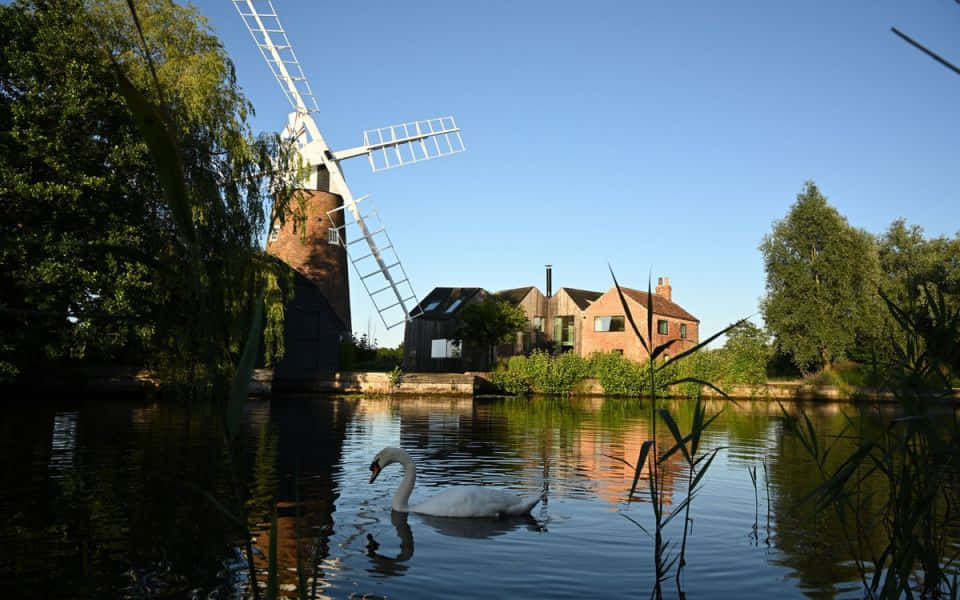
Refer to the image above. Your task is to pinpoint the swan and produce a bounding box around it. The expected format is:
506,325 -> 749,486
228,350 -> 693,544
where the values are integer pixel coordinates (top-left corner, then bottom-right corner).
368,447 -> 544,518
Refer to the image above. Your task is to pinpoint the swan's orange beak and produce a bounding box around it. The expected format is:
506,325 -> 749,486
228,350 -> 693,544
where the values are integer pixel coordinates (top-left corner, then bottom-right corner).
369,459 -> 381,484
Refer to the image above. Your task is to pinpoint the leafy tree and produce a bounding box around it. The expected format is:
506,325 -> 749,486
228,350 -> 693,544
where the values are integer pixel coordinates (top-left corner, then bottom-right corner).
760,182 -> 882,372
456,297 -> 529,367
719,321 -> 772,384
0,0 -> 300,384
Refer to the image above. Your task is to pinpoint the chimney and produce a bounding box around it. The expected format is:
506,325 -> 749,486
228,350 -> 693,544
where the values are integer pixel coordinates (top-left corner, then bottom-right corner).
545,264 -> 552,298
655,276 -> 672,301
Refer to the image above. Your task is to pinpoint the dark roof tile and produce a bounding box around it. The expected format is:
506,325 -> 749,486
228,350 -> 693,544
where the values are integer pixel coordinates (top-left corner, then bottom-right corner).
560,287 -> 603,311
411,287 -> 485,318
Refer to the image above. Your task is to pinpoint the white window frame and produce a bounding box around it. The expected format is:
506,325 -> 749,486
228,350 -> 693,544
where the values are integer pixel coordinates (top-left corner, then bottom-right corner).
430,338 -> 461,359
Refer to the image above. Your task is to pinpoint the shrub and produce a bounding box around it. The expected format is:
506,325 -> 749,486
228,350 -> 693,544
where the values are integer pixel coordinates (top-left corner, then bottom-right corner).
489,350 -> 591,395
590,352 -> 645,396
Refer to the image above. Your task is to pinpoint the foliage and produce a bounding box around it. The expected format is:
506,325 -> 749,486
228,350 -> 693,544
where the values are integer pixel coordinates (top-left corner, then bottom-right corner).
760,182 -> 883,373
490,350 -> 591,395
718,321 -> 771,385
490,333 -> 770,398
0,0 -> 300,384
388,365 -> 403,387
338,333 -> 402,372
456,297 -> 529,365
875,219 -> 960,371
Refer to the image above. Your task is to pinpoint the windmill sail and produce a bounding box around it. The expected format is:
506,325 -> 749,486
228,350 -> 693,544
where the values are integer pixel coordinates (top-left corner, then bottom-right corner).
327,197 -> 419,330
232,0 -> 465,330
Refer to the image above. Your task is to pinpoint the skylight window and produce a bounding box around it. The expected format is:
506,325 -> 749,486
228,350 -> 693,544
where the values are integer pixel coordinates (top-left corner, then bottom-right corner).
445,299 -> 463,313
424,301 -> 441,311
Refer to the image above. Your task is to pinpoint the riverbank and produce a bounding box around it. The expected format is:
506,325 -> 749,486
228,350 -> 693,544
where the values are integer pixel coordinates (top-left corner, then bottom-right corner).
14,367 -> 958,402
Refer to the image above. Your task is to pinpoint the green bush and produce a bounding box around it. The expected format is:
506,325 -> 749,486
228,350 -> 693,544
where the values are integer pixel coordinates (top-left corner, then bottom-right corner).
589,352 -> 645,396
488,369 -> 532,395
490,350 -> 591,395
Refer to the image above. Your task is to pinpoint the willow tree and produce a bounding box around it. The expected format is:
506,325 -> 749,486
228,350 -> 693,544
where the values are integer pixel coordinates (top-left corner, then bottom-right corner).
0,0 -> 302,385
760,182 -> 882,373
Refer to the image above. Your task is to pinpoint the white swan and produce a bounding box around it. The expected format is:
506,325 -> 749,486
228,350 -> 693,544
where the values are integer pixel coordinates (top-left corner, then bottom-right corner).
368,447 -> 544,518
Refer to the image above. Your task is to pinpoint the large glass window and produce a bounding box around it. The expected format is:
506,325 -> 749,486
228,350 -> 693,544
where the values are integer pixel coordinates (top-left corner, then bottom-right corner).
594,316 -> 625,332
658,320 -> 668,335
430,339 -> 461,359
532,316 -> 545,332
554,316 -> 575,347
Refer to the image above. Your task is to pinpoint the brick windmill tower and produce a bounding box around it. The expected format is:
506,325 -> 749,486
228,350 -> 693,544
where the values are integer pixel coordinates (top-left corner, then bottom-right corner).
233,0 -> 466,332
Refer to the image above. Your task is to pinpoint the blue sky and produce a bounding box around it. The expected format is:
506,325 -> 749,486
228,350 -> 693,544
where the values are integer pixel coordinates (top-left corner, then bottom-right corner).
199,1 -> 960,347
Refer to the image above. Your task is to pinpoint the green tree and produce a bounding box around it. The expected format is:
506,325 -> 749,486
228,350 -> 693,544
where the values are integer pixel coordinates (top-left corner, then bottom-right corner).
0,0 -> 299,384
719,321 -> 772,385
456,297 -> 529,367
760,182 -> 882,372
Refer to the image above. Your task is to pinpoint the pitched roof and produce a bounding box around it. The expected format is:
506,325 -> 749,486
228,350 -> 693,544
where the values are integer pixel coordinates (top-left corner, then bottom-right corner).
620,288 -> 699,322
410,287 -> 485,318
559,287 -> 603,311
495,286 -> 536,305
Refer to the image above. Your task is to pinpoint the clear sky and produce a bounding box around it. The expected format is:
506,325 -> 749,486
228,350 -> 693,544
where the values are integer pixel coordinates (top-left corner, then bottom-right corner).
199,0 -> 960,347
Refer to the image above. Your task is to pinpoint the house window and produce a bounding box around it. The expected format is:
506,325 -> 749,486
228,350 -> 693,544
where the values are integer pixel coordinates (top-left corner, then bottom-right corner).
423,301 -> 441,312
594,316 -> 625,332
430,339 -> 461,359
268,224 -> 281,243
680,323 -> 687,339
445,299 -> 463,313
612,349 -> 623,355
327,227 -> 339,245
532,316 -> 545,332
658,320 -> 668,335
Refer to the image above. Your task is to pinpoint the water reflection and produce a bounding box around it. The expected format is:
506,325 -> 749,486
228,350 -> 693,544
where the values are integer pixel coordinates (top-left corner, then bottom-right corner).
3,394 -> 949,598
364,509 -> 544,578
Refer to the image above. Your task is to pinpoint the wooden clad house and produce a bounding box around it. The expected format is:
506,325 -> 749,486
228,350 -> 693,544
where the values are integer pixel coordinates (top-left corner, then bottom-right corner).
495,284 -> 602,357
401,287 -> 491,372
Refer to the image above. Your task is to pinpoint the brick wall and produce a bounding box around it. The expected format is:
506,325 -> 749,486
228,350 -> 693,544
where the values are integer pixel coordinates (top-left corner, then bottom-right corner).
581,288 -> 699,362
266,189 -> 351,331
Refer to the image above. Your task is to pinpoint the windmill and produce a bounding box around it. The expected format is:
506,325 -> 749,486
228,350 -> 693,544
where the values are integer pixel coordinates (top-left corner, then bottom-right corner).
233,0 -> 465,331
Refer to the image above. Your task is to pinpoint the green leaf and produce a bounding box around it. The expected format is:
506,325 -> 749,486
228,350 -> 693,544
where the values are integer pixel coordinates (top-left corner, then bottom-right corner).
629,440 -> 654,500
657,408 -> 691,465
609,265 -> 649,354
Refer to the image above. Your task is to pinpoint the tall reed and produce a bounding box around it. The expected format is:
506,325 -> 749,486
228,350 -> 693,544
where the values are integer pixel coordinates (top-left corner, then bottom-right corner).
608,267 -> 745,597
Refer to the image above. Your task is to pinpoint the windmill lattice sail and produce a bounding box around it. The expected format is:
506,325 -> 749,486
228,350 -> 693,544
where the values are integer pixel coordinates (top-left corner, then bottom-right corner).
232,0 -> 465,330
327,197 -> 418,330
364,117 -> 465,172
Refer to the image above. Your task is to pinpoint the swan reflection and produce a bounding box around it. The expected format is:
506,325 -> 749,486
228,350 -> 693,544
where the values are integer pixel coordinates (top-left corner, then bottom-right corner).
365,511 -> 546,575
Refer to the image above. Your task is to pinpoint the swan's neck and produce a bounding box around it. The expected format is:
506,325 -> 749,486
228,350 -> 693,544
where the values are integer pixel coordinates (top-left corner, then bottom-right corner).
391,452 -> 416,512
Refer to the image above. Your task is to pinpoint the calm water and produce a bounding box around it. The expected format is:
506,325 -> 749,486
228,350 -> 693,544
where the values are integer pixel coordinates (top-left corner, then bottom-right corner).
0,395 -> 925,598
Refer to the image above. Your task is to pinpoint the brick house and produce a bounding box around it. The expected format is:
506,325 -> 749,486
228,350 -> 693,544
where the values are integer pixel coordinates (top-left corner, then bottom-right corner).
581,277 -> 699,362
